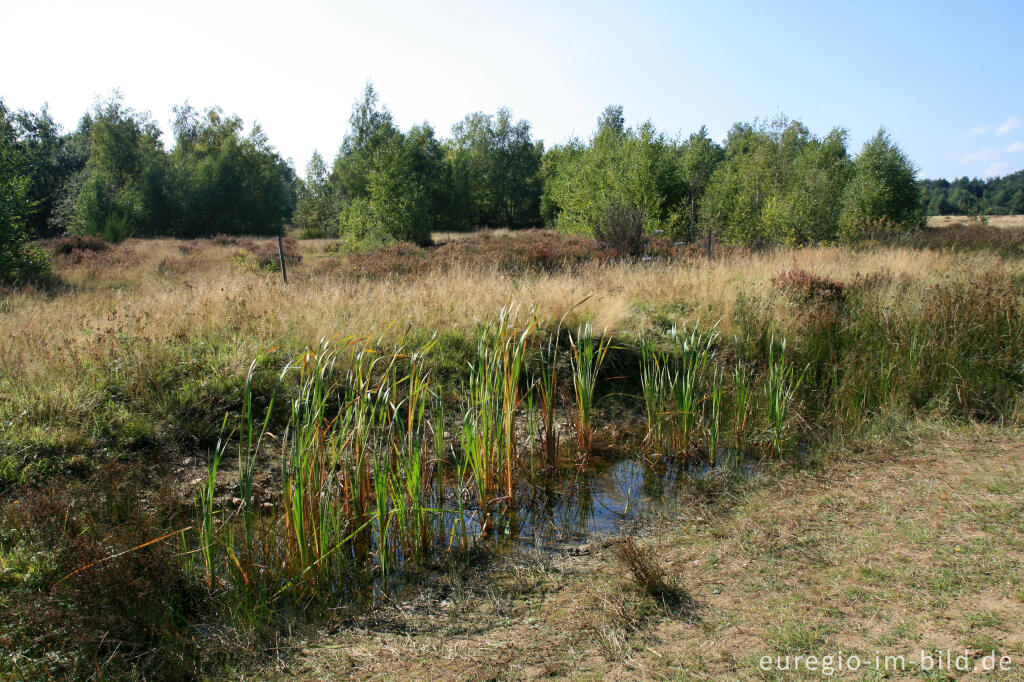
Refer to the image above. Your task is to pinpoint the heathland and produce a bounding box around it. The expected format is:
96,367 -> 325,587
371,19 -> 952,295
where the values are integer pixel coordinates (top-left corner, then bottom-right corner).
1,220 -> 1023,679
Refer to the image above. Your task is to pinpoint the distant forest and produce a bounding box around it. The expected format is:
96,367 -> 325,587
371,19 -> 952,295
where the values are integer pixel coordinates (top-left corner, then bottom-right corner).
920,172 -> 1024,216
3,83 -> 990,283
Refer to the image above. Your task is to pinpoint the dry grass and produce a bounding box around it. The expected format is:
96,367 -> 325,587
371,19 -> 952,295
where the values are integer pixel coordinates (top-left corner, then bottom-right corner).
928,214 -> 1024,229
8,236 -> 1013,371
3,236 -> 1016,457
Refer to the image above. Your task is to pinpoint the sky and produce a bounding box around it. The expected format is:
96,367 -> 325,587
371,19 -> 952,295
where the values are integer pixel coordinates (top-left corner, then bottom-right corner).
3,0 -> 1022,180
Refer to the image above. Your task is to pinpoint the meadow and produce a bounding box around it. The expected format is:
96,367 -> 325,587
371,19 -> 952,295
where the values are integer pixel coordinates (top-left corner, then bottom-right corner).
1,221 -> 1023,678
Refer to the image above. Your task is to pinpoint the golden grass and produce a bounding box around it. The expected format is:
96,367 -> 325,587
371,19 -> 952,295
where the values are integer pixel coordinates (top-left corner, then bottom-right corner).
928,214 -> 1024,229
2,238 -> 1014,398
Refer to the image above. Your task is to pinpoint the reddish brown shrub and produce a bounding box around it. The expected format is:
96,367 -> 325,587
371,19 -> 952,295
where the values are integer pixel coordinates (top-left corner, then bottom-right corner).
772,267 -> 845,305
248,237 -> 303,269
48,234 -> 111,255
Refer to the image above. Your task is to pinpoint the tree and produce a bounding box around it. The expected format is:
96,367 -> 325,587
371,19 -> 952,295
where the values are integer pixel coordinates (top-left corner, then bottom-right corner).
548,107 -> 683,237
840,129 -> 922,240
11,106 -> 88,237
165,105 -> 295,236
0,100 -> 50,284
701,117 -> 853,246
331,82 -> 399,204
366,130 -> 436,245
67,92 -> 166,240
678,125 -> 724,243
294,150 -> 335,236
448,108 -> 543,228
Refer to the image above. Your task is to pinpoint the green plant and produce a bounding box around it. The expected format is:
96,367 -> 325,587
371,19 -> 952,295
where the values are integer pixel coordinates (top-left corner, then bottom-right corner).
669,323 -> 717,453
568,322 -> 612,462
708,367 -> 724,465
536,328 -> 561,467
732,364 -> 753,448
765,336 -> 805,456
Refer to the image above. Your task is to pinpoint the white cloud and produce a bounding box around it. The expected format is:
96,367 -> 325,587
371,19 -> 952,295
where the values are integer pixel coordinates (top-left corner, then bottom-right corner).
961,149 -> 999,163
983,161 -> 1011,178
996,116 -> 1021,135
964,124 -> 991,137
1006,141 -> 1024,153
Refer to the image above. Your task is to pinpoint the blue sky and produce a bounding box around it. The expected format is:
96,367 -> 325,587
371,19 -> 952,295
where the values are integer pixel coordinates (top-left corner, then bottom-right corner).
3,0 -> 1022,179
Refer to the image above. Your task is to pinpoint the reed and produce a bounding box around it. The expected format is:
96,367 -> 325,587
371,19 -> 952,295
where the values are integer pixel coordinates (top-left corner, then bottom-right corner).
639,336 -> 670,455
765,337 -> 804,457
731,363 -> 752,448
197,335 -> 451,613
535,331 -> 561,467
707,367 -> 724,465
668,323 -> 717,453
568,322 -> 612,462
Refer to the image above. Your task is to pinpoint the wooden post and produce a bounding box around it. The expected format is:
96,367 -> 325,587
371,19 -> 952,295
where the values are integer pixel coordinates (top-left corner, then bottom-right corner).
706,224 -> 713,262
277,235 -> 288,285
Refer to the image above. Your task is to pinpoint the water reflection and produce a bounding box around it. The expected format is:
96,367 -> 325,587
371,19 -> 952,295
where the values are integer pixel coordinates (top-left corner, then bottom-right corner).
486,446 -> 759,550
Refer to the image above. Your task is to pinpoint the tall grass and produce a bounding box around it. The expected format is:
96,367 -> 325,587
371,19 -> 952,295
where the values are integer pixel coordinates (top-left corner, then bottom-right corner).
535,331 -> 561,467
638,324 -> 721,459
568,322 -> 612,462
198,335 -> 447,613
765,337 -> 804,456
669,324 -> 717,452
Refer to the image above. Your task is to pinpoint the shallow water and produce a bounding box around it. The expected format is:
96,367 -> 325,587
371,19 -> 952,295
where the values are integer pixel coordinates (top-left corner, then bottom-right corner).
473,446 -> 761,551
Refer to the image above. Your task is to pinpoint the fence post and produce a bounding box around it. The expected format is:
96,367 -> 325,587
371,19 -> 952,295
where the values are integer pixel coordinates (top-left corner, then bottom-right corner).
277,235 -> 288,285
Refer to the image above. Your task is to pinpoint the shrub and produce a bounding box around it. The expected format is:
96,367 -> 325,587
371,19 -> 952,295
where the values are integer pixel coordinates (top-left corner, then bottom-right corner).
1,469 -> 205,678
49,234 -> 111,255
614,537 -> 682,601
594,200 -> 647,257
248,237 -> 302,269
772,267 -> 845,305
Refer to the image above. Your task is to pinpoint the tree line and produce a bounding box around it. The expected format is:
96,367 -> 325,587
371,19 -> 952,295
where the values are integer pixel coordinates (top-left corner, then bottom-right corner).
921,172 -> 1024,216
295,87 -> 925,248
2,84 -> 932,284
1,93 -> 296,244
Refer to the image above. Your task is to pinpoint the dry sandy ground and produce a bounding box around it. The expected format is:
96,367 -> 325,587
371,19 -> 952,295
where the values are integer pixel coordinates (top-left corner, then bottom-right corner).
245,423 -> 1024,680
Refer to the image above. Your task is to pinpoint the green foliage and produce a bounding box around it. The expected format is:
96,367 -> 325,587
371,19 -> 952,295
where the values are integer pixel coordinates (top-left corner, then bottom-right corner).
293,150 -> 336,237
921,170 -> 1024,216
761,128 -> 854,245
548,107 -> 684,237
165,104 -> 295,237
447,107 -> 544,228
329,84 -> 443,245
840,129 -> 923,240
10,106 -> 88,237
0,100 -> 51,284
702,117 -> 842,246
677,126 -> 725,241
67,93 -> 166,239
699,118 -> 916,246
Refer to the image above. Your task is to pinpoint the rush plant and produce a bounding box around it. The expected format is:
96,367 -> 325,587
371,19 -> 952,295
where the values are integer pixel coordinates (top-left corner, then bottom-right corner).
568,322 -> 612,463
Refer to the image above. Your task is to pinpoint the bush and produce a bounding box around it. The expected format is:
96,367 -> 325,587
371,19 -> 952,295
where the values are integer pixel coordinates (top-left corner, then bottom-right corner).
49,234 -> 111,255
772,268 -> 845,305
594,201 -> 647,257
249,237 -> 302,269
